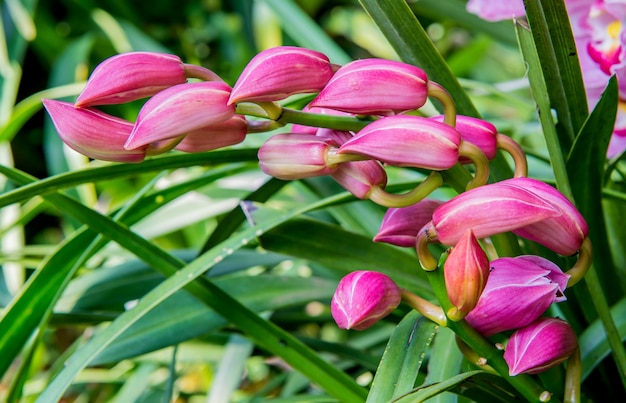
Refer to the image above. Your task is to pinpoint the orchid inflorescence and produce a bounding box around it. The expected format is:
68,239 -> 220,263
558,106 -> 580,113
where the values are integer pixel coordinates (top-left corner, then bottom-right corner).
44,46 -> 590,393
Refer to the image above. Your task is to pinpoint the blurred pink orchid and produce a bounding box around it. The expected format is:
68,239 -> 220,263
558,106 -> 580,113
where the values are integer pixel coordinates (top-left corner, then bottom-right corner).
467,0 -> 626,158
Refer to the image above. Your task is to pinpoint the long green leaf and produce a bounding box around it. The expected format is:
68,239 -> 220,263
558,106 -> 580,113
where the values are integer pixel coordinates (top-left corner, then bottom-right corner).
393,371 -> 523,403
366,311 -> 437,402
566,76 -> 626,388
523,0 -> 588,145
35,193 -> 366,402
580,297 -> 626,380
0,149 -> 259,208
0,164 -> 367,401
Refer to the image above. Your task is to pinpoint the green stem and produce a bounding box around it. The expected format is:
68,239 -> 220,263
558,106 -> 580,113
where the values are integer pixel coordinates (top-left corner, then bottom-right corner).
458,141 -> 490,190
427,81 -> 456,127
564,347 -> 582,403
566,237 -> 592,287
278,107 -> 372,132
400,288 -> 447,326
496,133 -> 528,178
427,253 -> 561,403
368,171 -> 443,208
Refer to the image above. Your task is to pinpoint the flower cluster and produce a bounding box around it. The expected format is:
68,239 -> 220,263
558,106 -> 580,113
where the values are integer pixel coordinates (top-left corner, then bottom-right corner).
44,46 -> 590,380
467,0 -> 626,158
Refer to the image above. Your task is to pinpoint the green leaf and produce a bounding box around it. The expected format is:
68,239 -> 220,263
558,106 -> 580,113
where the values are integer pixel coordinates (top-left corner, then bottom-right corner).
0,149 -> 259,209
258,216 -> 432,297
393,371 -> 523,403
423,326 -> 463,403
90,275 -> 337,364
580,297 -> 626,380
366,311 -> 437,402
523,0 -> 588,144
567,76 -> 621,297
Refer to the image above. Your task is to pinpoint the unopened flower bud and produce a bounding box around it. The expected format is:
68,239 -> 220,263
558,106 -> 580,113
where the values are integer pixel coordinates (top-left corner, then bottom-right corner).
310,58 -> 429,115
258,133 -> 338,180
229,46 -> 334,104
42,99 -> 146,163
431,114 -> 497,161
331,160 -> 387,199
75,52 -> 188,107
373,199 -> 443,247
465,256 -> 570,337
444,230 -> 490,321
331,270 -> 401,330
504,317 -> 578,376
509,178 -> 589,256
338,115 -> 461,170
125,81 -> 235,150
174,115 -> 248,152
428,179 -> 561,246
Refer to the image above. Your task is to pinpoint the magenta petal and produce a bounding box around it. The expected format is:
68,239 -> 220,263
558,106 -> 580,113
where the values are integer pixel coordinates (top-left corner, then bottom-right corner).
229,46 -> 334,104
310,58 -> 429,115
42,99 -> 145,163
374,199 -> 443,247
432,180 -> 561,246
174,115 -> 247,152
431,114 -> 498,161
331,271 -> 401,330
465,256 -> 567,337
504,318 -> 578,375
125,81 -> 235,150
75,52 -> 187,107
331,160 -> 387,199
508,178 -> 589,255
338,115 -> 461,169
258,133 -> 337,180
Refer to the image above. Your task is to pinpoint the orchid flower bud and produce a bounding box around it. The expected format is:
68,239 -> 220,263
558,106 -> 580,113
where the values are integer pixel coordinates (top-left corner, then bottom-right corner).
174,115 -> 248,153
509,178 -> 589,256
444,230 -> 490,321
464,256 -> 570,337
258,133 -> 339,180
75,52 -> 188,107
373,199 -> 443,247
504,317 -> 578,376
431,114 -> 498,161
337,115 -> 461,170
331,271 -> 401,330
331,160 -> 387,199
124,81 -> 235,150
310,58 -> 429,115
42,99 -> 146,163
228,46 -> 334,104
427,179 -> 561,246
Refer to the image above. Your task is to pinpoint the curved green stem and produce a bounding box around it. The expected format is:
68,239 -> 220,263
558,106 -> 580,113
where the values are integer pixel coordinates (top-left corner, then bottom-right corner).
400,288 -> 447,326
458,141 -> 490,190
367,171 -> 443,208
415,224 -> 439,271
496,133 -> 528,178
566,237 -> 593,287
427,81 -> 456,127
